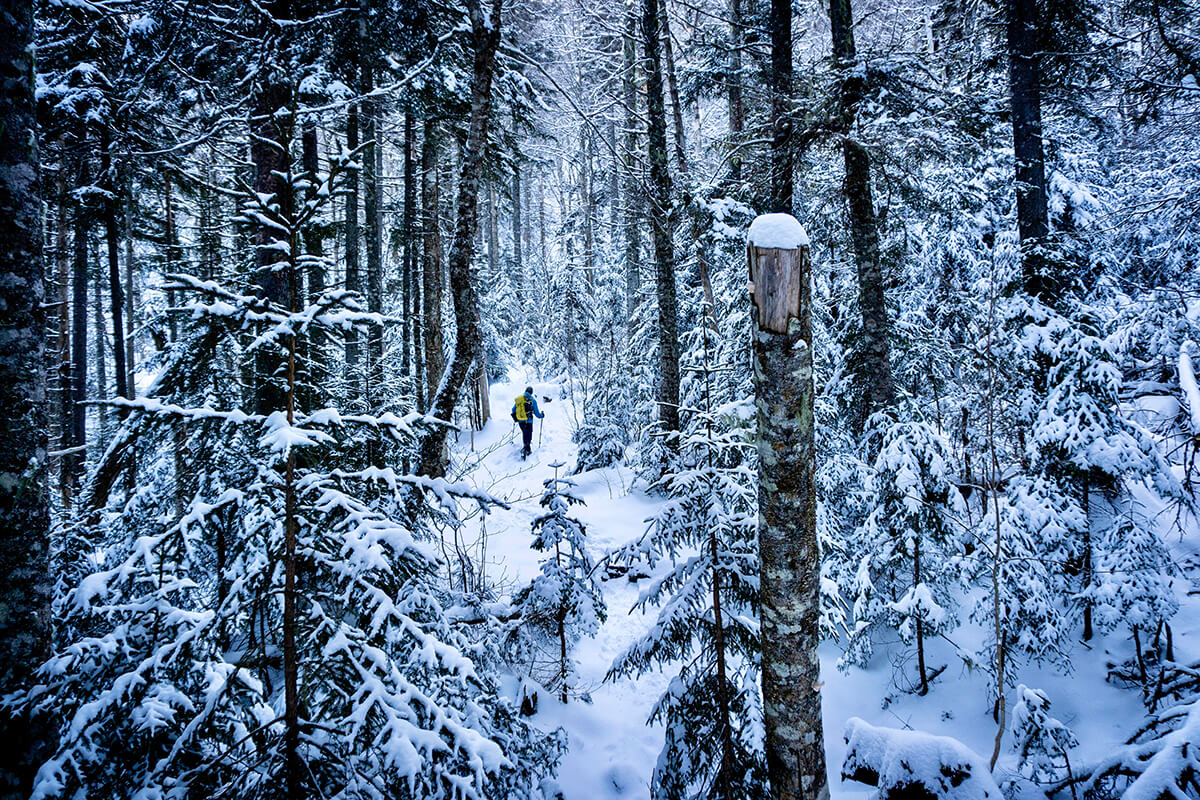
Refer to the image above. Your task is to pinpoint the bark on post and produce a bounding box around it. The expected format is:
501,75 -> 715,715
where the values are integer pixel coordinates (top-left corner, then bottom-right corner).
748,213 -> 828,800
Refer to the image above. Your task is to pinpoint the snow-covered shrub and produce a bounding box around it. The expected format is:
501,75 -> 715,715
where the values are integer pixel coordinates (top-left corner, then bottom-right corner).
841,717 -> 1003,800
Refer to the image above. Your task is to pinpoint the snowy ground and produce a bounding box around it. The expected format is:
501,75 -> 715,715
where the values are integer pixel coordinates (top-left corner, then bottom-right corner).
447,370 -> 1199,799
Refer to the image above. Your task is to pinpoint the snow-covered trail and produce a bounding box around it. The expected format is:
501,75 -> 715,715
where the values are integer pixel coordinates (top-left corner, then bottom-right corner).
449,369 -> 1154,799
449,368 -> 669,799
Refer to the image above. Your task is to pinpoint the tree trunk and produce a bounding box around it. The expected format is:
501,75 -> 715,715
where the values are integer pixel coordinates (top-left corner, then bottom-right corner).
0,1 -> 52,790
418,0 -> 504,478
1007,0 -> 1051,303
300,113 -> 326,413
749,235 -> 829,800
622,9 -> 643,323
123,170 -> 136,400
344,102 -> 362,381
404,112 -> 423,411
163,174 -> 178,343
361,3 -> 384,393
513,157 -> 523,291
70,157 -> 89,487
659,0 -> 687,178
642,0 -> 681,439
101,131 -> 129,404
55,173 -> 73,506
250,72 -> 293,416
92,246 -> 108,448
728,0 -> 745,184
768,0 -> 793,213
422,122 -> 445,408
829,0 -> 895,421
582,132 -> 595,293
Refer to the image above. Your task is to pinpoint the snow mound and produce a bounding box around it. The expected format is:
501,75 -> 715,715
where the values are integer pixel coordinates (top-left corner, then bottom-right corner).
842,717 -> 1002,800
747,213 -> 809,249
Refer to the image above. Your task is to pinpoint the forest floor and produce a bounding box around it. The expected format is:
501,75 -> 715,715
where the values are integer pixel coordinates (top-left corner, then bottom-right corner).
446,371 -> 1198,799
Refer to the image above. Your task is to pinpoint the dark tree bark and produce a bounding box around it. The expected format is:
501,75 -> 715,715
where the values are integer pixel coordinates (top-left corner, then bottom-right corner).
360,0 -> 383,392
417,0 -> 504,478
1007,0 -> 1051,302
659,0 -> 687,178
123,170 -> 136,403
70,158 -> 89,487
250,70 -> 294,415
749,240 -> 829,800
512,156 -> 523,287
728,0 -> 745,184
621,8 -> 643,321
92,246 -> 108,447
55,174 -> 73,505
100,130 -> 129,403
487,182 -> 500,277
0,0 -> 52,792
404,112 -> 423,410
422,122 -> 444,408
829,0 -> 895,420
163,174 -> 178,343
300,112 -> 326,413
344,102 -> 362,379
768,0 -> 794,213
642,0 -> 681,439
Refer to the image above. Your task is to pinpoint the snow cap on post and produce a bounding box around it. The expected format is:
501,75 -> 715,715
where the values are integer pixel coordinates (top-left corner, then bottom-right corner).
747,213 -> 810,334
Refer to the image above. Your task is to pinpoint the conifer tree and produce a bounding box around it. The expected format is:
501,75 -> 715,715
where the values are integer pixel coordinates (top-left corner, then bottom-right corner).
608,324 -> 765,800
509,463 -> 606,704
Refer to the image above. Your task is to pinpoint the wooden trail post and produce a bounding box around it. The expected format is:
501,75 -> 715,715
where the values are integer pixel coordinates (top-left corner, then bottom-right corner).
747,213 -> 829,800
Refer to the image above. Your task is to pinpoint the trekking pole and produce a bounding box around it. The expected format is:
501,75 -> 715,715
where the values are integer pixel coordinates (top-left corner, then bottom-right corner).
538,414 -> 543,449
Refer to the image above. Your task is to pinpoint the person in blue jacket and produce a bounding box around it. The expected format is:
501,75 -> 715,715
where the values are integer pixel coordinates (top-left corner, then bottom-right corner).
511,386 -> 544,459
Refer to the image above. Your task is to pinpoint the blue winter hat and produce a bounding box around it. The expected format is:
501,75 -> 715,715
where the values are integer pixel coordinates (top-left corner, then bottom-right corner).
524,386 -> 534,395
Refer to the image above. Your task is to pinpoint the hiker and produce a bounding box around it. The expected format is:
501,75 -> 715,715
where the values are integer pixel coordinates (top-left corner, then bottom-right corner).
511,386 -> 544,458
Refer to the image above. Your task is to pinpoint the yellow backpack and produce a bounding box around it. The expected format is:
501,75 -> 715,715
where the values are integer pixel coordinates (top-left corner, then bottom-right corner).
514,395 -> 531,421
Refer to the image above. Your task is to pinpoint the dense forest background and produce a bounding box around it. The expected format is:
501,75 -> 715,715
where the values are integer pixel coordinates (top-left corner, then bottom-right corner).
3,0 -> 1200,797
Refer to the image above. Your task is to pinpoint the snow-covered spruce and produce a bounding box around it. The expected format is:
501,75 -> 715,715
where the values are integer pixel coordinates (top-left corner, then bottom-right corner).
607,335 -> 765,800
840,414 -> 965,694
506,462 -> 606,704
14,159 -> 559,799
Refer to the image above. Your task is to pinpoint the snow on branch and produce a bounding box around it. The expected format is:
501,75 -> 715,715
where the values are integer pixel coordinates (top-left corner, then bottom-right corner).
1178,341 -> 1200,436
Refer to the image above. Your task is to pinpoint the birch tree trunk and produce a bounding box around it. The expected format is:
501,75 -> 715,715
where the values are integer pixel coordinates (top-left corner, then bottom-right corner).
0,0 -> 52,790
417,0 -> 504,478
749,231 -> 828,800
